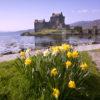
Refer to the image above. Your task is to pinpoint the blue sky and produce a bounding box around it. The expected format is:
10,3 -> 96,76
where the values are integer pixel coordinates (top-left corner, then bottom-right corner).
0,0 -> 100,31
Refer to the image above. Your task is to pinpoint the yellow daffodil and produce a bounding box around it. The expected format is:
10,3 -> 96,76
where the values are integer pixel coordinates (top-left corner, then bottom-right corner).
72,51 -> 79,58
20,51 -> 26,59
51,46 -> 59,55
61,44 -> 71,51
20,51 -> 25,57
25,58 -> 32,65
52,88 -> 60,99
80,63 -> 88,70
68,80 -> 76,88
67,51 -> 72,58
50,68 -> 58,77
65,61 -> 72,68
58,46 -> 63,51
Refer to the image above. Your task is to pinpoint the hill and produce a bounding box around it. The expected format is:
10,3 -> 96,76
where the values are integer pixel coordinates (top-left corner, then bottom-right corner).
71,19 -> 100,29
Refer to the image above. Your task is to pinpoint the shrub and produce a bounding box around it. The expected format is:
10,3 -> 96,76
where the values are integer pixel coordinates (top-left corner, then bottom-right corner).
15,44 -> 90,100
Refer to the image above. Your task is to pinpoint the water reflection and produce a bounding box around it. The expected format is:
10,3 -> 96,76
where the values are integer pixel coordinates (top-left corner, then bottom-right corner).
35,35 -> 94,48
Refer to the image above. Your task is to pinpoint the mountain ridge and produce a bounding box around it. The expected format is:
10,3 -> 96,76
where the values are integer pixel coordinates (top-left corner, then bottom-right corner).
71,19 -> 100,29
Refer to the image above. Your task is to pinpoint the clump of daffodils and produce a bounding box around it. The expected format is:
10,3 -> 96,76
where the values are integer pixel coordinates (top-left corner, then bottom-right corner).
50,46 -> 60,55
16,43 -> 90,99
61,44 -> 71,51
50,44 -> 72,56
66,51 -> 79,58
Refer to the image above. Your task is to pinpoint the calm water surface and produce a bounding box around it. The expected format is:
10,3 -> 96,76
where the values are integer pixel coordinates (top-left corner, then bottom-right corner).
0,32 -> 94,54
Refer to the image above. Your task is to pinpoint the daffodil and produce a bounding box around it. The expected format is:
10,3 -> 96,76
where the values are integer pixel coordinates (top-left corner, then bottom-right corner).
43,49 -> 50,56
65,61 -> 72,68
20,51 -> 25,56
25,58 -> 32,65
35,50 -> 42,55
50,68 -> 58,77
61,44 -> 71,51
20,51 -> 26,58
51,46 -> 59,55
26,48 -> 31,53
72,51 -> 79,58
68,80 -> 76,88
67,51 -> 72,58
80,63 -> 88,70
52,88 -> 60,99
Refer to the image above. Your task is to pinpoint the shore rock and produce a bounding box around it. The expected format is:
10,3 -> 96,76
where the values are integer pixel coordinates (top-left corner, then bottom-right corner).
21,32 -> 33,36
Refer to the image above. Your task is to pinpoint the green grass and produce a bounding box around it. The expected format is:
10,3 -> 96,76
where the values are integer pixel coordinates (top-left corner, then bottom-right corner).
80,52 -> 100,100
32,29 -> 64,35
21,29 -> 66,36
0,60 -> 30,100
0,52 -> 100,100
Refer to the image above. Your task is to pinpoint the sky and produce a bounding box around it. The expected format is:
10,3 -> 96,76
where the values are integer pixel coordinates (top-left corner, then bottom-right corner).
0,0 -> 100,31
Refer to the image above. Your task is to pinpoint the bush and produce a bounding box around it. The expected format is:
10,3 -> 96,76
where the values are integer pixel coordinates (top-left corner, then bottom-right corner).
15,44 -> 91,100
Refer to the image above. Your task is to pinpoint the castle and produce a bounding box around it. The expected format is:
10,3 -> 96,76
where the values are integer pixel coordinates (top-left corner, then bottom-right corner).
34,12 -> 65,32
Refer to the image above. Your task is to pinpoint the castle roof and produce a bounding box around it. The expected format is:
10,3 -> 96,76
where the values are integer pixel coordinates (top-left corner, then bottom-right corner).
52,12 -> 63,17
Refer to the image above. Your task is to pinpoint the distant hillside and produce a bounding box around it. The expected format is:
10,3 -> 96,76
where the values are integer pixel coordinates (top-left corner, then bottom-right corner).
17,29 -> 34,33
0,29 -> 34,35
71,19 -> 100,29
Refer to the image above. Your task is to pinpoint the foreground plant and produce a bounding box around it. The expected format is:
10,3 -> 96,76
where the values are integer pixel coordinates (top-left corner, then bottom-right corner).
15,44 -> 90,100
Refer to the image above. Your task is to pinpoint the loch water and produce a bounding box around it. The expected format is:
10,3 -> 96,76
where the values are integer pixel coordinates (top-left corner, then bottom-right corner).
0,32 -> 94,55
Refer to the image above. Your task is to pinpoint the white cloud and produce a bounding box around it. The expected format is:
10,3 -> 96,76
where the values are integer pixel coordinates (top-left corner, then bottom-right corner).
77,9 -> 89,13
92,9 -> 100,13
71,9 -> 100,14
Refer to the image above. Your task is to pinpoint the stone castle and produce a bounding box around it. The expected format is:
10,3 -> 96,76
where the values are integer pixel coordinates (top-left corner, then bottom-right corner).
34,12 -> 65,32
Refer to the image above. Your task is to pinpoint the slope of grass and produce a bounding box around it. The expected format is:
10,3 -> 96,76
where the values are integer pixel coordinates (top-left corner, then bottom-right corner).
80,52 -> 100,100
0,52 -> 100,100
0,60 -> 30,100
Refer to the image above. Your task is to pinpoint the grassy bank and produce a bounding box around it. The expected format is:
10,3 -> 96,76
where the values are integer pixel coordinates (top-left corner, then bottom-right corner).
34,29 -> 64,34
0,60 -> 30,100
80,52 -> 100,99
0,52 -> 100,100
21,29 -> 65,36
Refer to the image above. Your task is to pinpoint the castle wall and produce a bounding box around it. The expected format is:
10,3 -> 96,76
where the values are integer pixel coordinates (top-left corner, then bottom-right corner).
34,20 -> 45,32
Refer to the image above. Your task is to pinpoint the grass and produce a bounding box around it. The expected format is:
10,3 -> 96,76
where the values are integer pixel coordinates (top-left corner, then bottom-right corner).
80,52 -> 100,100
21,29 -> 64,36
0,52 -> 100,100
32,29 -> 64,35
0,60 -> 30,100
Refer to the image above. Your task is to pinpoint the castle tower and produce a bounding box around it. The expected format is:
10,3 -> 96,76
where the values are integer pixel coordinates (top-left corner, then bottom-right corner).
50,12 -> 65,29
34,19 -> 45,32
